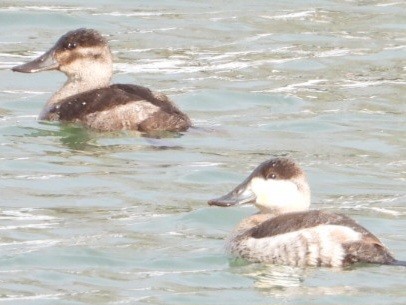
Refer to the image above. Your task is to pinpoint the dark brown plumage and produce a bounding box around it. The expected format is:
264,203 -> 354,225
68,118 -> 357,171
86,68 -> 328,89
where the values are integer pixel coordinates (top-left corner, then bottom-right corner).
12,28 -> 192,133
245,210 -> 395,266
56,28 -> 106,50
43,84 -> 191,132
249,210 -> 377,241
251,158 -> 303,180
208,158 -> 402,267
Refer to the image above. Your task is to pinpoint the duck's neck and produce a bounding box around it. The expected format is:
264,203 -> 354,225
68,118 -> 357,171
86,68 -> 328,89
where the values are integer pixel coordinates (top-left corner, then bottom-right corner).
41,58 -> 113,118
234,213 -> 276,235
49,71 -> 111,105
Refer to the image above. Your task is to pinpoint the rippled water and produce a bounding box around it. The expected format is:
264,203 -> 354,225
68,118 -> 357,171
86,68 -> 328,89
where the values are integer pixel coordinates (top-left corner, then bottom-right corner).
0,1 -> 405,304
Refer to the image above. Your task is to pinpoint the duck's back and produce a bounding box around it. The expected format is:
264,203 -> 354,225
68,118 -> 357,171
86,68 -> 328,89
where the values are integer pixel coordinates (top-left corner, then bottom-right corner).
230,210 -> 394,267
41,84 -> 191,132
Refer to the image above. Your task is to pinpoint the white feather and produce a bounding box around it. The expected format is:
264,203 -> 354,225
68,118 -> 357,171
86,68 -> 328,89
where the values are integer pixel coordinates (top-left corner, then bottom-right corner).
236,225 -> 362,267
250,178 -> 308,213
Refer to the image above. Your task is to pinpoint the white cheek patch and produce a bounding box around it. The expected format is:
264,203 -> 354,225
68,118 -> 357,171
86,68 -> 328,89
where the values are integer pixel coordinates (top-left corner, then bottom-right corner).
77,46 -> 104,57
250,177 -> 304,212
62,47 -> 111,76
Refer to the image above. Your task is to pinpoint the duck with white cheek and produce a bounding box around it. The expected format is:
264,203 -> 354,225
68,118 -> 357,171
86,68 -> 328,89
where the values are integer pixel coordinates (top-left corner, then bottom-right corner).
209,158 -> 404,268
12,28 -> 191,132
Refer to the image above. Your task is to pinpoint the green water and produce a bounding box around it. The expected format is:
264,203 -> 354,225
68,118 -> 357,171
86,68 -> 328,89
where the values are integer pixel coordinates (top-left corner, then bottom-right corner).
0,1 -> 405,304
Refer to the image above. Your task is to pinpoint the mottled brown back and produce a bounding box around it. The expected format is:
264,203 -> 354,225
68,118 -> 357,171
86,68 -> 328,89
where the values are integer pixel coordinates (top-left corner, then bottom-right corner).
43,84 -> 191,132
248,210 -> 381,244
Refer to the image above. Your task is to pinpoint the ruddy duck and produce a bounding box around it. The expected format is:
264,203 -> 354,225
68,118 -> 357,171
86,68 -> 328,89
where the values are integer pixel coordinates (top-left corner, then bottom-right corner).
12,28 -> 191,132
209,158 -> 403,267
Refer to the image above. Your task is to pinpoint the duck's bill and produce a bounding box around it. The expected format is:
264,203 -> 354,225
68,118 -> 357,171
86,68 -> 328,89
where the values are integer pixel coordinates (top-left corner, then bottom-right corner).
208,186 -> 256,207
12,49 -> 58,73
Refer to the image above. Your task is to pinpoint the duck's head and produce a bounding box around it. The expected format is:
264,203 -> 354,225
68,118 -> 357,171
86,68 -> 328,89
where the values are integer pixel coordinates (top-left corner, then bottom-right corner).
208,158 -> 311,214
12,28 -> 113,80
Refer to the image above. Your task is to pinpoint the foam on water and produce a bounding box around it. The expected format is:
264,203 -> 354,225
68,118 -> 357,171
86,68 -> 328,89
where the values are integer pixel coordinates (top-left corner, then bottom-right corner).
261,10 -> 316,20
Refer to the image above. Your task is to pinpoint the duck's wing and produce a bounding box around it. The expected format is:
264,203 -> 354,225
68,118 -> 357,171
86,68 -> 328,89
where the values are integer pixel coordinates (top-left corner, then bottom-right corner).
45,85 -> 141,121
114,84 -> 192,132
44,84 -> 191,132
113,84 -> 187,116
249,210 -> 379,242
238,210 -> 394,266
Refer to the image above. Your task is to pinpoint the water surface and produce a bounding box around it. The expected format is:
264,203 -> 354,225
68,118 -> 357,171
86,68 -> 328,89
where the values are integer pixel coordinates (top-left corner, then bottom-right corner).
0,1 -> 405,304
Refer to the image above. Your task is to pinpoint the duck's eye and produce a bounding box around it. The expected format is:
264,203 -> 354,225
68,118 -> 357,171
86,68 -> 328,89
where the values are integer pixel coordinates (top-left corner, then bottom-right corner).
66,42 -> 77,50
267,173 -> 277,179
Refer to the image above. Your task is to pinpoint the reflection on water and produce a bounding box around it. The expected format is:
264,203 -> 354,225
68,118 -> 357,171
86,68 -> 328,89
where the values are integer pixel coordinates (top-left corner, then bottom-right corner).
232,263 -> 305,289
